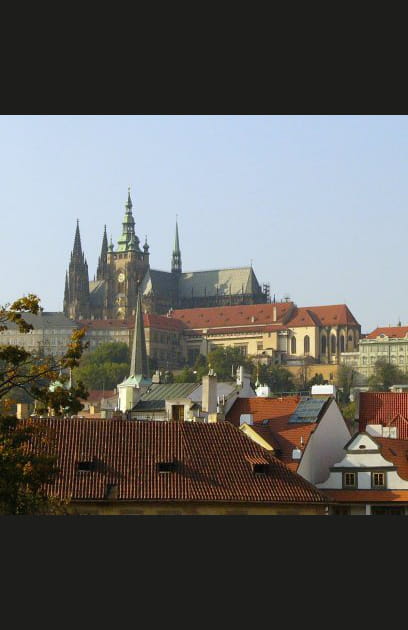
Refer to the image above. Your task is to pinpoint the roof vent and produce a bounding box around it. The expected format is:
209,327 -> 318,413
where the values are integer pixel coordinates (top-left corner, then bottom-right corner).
292,448 -> 302,460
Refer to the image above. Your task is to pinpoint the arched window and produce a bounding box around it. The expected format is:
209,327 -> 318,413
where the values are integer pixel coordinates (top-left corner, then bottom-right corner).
291,336 -> 297,354
331,334 -> 336,353
321,335 -> 327,354
304,335 -> 310,354
340,335 -> 345,352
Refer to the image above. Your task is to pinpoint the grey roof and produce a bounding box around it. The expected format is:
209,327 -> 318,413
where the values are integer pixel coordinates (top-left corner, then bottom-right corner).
178,267 -> 262,298
2,312 -> 76,331
89,280 -> 106,307
289,397 -> 330,424
132,382 -> 199,411
141,269 -> 178,298
189,382 -> 237,403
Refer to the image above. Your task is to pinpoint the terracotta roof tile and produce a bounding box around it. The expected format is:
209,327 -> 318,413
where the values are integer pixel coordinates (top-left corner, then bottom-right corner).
359,392 -> 408,438
23,417 -> 326,504
366,326 -> 408,339
324,489 -> 408,503
225,396 -> 319,471
170,303 -> 294,330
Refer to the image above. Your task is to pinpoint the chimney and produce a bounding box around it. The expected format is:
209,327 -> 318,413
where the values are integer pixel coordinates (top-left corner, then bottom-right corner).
273,305 -> 277,321
202,372 -> 217,414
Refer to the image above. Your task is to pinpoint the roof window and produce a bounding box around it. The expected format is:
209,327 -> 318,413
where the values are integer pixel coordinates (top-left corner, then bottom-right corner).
253,463 -> 269,474
77,459 -> 96,472
158,461 -> 177,473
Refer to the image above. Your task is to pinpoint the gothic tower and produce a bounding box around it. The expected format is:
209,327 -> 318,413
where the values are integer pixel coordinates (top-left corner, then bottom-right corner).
103,188 -> 150,319
171,219 -> 182,274
63,220 -> 90,319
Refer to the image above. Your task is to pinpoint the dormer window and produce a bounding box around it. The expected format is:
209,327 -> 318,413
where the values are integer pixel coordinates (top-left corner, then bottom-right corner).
253,463 -> 269,475
77,459 -> 96,472
358,445 -> 366,449
158,461 -> 177,473
343,472 -> 357,488
372,472 -> 386,489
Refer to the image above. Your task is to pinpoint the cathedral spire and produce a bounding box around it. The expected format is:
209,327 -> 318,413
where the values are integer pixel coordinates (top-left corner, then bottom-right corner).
171,218 -> 182,273
96,224 -> 108,280
73,219 -> 83,258
126,186 -> 133,211
63,221 -> 90,319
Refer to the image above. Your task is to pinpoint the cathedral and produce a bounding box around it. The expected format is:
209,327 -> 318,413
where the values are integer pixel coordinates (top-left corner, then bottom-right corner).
63,189 -> 269,320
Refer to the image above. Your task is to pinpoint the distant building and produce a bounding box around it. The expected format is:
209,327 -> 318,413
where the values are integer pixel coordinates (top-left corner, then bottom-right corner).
63,189 -> 268,320
0,311 -> 76,358
169,302 -> 360,367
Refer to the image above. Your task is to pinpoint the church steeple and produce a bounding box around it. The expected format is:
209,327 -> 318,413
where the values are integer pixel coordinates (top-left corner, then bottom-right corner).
96,224 -> 108,280
129,289 -> 149,380
117,186 -> 139,252
63,220 -> 90,319
171,218 -> 182,273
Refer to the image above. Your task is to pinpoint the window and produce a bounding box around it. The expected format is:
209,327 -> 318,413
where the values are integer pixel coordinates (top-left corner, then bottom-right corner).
257,342 -> 263,352
331,334 -> 337,353
291,336 -> 296,354
343,472 -> 356,488
340,335 -> 345,352
158,461 -> 177,473
321,335 -> 327,354
235,345 -> 248,357
77,459 -> 96,472
253,463 -> 269,474
304,335 -> 310,354
372,472 -> 386,489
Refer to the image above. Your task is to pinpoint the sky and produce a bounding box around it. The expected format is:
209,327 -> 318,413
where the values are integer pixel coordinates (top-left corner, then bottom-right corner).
0,114 -> 407,334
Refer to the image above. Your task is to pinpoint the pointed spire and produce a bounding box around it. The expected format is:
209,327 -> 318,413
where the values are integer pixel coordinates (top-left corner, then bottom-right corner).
126,186 -> 133,211
171,217 -> 182,273
73,219 -> 83,257
129,289 -> 149,379
143,234 -> 149,252
97,225 -> 109,280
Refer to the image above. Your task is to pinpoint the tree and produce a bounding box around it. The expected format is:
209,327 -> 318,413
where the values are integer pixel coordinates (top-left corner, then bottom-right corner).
174,367 -> 197,383
367,359 -> 408,391
198,346 -> 254,381
336,364 -> 356,404
0,294 -> 88,513
0,294 -> 88,415
0,415 -> 66,514
73,341 -> 130,390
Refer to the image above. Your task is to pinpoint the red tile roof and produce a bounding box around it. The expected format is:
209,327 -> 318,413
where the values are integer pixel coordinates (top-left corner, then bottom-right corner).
359,392 -> 408,438
78,315 -> 185,332
286,304 -> 360,327
323,489 -> 408,503
225,396 -> 319,472
373,437 -> 408,481
170,303 -> 295,330
366,326 -> 408,339
23,417 -> 326,504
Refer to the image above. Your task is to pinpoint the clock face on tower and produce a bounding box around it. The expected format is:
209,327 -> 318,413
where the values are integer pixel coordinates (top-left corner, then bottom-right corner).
118,272 -> 125,283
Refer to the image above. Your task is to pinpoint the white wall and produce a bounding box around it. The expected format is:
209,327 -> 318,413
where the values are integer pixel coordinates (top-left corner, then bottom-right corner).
297,398 -> 351,484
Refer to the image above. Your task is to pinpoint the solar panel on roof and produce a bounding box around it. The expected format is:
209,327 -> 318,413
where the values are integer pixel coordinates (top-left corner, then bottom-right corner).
289,398 -> 327,423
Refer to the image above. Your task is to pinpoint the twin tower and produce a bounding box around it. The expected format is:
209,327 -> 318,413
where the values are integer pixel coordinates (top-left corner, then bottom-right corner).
63,189 -> 182,320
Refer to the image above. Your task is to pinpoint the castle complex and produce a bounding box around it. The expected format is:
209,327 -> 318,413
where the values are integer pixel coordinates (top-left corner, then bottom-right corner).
63,189 -> 269,320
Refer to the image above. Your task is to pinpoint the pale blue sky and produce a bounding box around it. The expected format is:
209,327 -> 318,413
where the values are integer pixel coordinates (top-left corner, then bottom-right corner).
0,115 -> 407,333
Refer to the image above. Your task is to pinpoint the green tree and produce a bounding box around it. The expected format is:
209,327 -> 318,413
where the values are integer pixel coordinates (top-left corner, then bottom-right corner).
367,359 -> 408,391
254,363 -> 296,394
73,341 -> 130,390
198,346 -> 254,381
0,294 -> 88,415
174,367 -> 198,383
336,364 -> 356,404
0,294 -> 88,513
0,415 -> 66,514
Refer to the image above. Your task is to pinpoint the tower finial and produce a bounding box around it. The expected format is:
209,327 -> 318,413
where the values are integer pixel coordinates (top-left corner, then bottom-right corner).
126,186 -> 132,211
